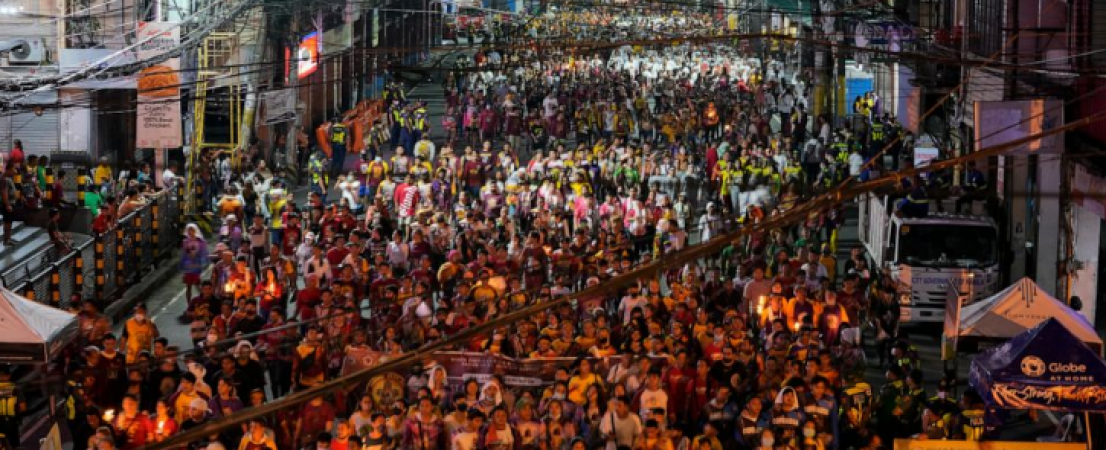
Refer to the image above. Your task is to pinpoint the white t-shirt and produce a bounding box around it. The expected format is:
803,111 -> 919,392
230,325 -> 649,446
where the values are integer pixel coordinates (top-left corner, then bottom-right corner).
848,152 -> 865,176
639,388 -> 669,420
543,97 -> 559,118
599,412 -> 642,448
452,430 -> 482,450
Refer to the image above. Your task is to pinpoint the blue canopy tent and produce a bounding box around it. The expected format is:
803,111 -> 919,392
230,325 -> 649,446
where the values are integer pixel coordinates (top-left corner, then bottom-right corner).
970,318 -> 1106,412
970,318 -> 1106,445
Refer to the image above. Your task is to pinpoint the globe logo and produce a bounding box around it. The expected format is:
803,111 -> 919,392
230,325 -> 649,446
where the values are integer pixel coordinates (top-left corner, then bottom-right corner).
1021,356 -> 1046,377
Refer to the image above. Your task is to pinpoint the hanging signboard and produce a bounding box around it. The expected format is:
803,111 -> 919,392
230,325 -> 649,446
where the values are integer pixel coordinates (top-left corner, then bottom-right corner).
297,32 -> 320,79
260,90 -> 297,125
135,21 -> 182,148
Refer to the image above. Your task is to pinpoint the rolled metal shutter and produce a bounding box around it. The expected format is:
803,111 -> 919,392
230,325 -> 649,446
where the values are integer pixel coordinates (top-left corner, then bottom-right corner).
0,90 -> 60,156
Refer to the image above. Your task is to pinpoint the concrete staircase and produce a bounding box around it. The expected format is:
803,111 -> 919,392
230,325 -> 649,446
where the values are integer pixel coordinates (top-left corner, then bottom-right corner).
0,221 -> 92,291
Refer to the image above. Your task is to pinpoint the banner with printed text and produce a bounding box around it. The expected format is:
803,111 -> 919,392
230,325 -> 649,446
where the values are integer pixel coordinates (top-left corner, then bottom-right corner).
135,21 -> 183,148
404,351 -> 669,397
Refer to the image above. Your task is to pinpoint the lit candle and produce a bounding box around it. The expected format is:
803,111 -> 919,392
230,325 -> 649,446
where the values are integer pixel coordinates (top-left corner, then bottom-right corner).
157,420 -> 165,434
756,296 -> 765,315
103,409 -> 115,423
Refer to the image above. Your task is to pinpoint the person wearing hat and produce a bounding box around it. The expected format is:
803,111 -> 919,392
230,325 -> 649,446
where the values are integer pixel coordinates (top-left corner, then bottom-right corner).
179,396 -> 211,431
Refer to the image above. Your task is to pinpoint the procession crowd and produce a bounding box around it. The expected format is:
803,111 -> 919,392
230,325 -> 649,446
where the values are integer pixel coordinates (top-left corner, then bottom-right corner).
46,12 -> 998,450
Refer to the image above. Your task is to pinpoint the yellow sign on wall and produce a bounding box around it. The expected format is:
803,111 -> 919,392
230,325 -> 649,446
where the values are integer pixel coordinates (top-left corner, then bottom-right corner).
894,439 -> 1086,450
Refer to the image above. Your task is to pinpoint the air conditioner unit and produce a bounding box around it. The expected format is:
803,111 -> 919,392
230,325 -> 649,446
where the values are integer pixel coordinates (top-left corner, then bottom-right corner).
8,39 -> 46,64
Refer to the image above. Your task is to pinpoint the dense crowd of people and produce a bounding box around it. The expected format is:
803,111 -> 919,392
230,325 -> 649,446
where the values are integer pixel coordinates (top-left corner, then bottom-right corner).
31,10 -> 1011,450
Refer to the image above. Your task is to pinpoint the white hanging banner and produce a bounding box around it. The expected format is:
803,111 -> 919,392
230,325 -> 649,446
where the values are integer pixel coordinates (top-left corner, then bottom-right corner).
135,21 -> 183,148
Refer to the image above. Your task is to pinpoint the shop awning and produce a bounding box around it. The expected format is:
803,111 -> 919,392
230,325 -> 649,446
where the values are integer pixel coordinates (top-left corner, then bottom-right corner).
969,318 -> 1106,412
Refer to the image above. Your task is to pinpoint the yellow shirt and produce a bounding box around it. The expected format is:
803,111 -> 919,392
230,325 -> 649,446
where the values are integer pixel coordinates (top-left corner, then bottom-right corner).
567,373 -> 603,405
93,166 -> 113,185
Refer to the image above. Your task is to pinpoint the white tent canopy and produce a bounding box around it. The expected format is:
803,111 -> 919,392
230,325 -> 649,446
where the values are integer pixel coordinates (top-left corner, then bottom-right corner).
0,287 -> 78,364
957,277 -> 1103,348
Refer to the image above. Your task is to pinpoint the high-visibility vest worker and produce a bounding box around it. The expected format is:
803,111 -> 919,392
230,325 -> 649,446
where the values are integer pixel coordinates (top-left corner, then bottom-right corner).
870,122 -> 885,142
415,107 -> 428,131
330,122 -> 348,145
309,158 -> 327,185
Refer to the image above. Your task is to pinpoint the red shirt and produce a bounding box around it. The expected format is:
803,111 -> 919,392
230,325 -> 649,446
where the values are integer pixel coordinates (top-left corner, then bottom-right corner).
8,147 -> 23,167
113,412 -> 152,450
282,224 -> 302,256
299,400 -> 337,439
296,287 -> 321,321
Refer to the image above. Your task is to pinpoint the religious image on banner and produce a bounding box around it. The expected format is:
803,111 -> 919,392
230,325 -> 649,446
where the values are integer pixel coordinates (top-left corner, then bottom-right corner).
369,372 -> 407,408
136,22 -> 183,148
341,346 -> 383,376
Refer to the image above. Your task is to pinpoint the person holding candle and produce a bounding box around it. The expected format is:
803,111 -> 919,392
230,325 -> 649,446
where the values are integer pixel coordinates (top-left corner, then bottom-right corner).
110,395 -> 151,450
151,400 -> 179,443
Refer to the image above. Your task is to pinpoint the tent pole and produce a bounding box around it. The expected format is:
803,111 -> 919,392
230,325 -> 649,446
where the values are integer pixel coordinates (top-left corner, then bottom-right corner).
1086,412 -> 1093,450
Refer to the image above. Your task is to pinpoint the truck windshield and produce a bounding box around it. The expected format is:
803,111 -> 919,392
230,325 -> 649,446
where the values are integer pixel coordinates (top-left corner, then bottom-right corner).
898,224 -> 998,268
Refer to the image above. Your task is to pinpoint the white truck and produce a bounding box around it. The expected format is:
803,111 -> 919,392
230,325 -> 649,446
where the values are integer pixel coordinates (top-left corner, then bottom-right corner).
858,193 -> 1000,323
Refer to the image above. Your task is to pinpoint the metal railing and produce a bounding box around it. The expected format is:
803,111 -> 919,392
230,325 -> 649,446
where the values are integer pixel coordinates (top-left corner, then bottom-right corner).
9,185 -> 184,309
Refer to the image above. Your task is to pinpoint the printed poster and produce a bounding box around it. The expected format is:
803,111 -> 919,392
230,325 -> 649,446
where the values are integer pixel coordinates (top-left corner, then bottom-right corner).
136,21 -> 182,148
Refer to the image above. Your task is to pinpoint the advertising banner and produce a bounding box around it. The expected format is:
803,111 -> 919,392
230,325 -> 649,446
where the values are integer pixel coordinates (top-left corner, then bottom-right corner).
970,318 -> 1106,412
297,32 -> 320,79
401,351 -> 668,394
135,22 -> 182,148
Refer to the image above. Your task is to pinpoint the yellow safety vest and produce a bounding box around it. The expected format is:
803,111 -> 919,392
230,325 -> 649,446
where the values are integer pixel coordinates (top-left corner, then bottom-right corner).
330,125 -> 348,144
0,382 -> 18,416
871,123 -> 885,141
962,410 -> 985,441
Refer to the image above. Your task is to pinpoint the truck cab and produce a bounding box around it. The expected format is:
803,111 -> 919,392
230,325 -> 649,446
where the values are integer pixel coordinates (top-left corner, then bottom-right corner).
859,193 -> 1000,323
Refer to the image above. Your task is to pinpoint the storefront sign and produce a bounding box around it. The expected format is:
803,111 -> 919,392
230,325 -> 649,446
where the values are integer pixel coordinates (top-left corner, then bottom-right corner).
297,32 -> 320,79
261,90 -> 297,125
135,21 -> 182,148
894,439 -> 1084,450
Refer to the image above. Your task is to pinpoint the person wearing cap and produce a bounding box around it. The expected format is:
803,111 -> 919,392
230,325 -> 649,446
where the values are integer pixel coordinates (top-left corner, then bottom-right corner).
179,396 -> 211,432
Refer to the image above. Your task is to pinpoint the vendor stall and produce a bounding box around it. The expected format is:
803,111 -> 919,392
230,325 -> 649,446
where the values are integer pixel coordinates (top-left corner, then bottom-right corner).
943,277 -> 1103,359
0,287 -> 78,364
